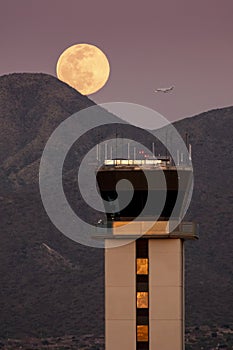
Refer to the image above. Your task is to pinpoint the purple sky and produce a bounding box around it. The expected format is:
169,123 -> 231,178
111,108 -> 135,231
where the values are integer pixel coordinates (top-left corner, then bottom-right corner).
1,0 -> 233,122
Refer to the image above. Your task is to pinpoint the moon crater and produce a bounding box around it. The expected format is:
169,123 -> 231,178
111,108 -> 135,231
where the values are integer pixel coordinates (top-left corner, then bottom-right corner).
56,43 -> 110,95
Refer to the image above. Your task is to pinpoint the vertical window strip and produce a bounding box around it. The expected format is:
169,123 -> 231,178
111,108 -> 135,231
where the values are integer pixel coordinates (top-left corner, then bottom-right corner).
136,239 -> 149,350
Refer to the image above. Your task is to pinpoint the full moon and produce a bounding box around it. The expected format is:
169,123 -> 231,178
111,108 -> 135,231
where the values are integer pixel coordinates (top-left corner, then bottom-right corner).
56,43 -> 110,95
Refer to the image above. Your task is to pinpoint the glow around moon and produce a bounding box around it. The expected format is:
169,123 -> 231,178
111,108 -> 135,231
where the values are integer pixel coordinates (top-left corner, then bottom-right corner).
56,43 -> 110,95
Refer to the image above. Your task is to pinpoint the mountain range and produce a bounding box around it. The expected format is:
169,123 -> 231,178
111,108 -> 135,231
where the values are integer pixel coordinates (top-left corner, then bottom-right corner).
0,73 -> 232,339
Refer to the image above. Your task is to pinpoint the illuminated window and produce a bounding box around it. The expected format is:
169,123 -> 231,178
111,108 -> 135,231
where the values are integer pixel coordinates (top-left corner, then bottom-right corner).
137,325 -> 149,342
137,292 -> 149,308
137,258 -> 148,275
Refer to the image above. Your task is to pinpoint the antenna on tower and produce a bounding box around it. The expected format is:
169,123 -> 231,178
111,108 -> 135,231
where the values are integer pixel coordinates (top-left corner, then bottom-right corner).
99,144 -> 101,162
127,143 -> 130,159
133,147 -> 136,160
189,144 -> 192,161
116,126 -> 118,160
185,132 -> 189,148
97,144 -> 99,161
105,143 -> 108,160
177,150 -> 180,166
181,152 -> 184,163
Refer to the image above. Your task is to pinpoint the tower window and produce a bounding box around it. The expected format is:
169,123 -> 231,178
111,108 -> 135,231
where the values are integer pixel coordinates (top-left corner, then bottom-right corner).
137,325 -> 149,342
136,258 -> 148,275
137,292 -> 149,308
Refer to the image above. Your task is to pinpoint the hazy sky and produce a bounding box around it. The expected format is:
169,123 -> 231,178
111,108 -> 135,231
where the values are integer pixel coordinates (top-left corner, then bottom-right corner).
1,0 -> 233,121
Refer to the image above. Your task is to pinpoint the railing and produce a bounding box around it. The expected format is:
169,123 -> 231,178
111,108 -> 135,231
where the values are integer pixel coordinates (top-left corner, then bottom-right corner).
103,159 -> 169,166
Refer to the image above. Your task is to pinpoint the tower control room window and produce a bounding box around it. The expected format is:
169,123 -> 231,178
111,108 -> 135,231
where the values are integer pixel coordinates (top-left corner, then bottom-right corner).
136,259 -> 148,275
137,292 -> 149,308
137,325 -> 149,342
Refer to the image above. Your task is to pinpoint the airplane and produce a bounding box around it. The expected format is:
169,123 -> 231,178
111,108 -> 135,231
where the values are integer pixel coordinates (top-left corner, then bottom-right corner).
154,86 -> 174,93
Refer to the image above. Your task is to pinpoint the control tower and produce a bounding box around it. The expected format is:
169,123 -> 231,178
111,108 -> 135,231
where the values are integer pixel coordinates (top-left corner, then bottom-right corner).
96,158 -> 198,350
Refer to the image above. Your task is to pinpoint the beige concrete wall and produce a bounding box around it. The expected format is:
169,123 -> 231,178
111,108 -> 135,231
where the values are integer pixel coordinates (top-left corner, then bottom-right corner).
106,320 -> 136,350
149,239 -> 184,350
150,320 -> 183,350
106,286 -> 135,319
150,286 -> 182,319
105,240 -> 135,287
149,239 -> 182,286
105,240 -> 136,350
105,238 -> 184,350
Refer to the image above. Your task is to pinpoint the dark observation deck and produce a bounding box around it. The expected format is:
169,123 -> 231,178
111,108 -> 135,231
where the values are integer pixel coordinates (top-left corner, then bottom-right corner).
96,158 -> 193,222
